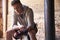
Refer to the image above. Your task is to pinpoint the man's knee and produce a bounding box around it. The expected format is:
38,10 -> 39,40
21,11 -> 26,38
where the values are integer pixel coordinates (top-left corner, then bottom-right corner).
6,29 -> 15,36
6,30 -> 11,33
6,30 -> 14,37
6,29 -> 15,33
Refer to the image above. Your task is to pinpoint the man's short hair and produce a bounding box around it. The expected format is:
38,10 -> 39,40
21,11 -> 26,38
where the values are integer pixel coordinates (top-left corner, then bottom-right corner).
11,0 -> 21,5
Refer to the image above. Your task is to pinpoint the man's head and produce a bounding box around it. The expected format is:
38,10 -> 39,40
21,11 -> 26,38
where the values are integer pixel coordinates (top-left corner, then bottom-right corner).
11,0 -> 20,5
11,0 -> 23,14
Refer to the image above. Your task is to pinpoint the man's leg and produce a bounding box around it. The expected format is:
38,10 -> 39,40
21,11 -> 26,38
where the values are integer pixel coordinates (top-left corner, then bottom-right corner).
6,29 -> 15,40
28,30 -> 37,40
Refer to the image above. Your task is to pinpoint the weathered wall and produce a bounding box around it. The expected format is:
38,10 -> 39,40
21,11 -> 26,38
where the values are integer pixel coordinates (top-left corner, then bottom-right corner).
55,0 -> 60,39
0,0 -> 59,40
7,0 -> 60,40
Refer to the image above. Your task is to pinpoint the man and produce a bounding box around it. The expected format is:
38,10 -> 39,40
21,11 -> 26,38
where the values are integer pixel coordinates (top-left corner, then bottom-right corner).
6,0 -> 37,40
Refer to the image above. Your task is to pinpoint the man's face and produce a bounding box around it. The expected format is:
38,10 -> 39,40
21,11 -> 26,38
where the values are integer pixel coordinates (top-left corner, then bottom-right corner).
12,3 -> 22,14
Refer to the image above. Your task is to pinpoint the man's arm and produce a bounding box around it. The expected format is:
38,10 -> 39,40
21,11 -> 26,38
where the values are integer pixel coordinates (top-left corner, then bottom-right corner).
12,12 -> 19,30
12,11 -> 25,30
27,8 -> 37,40
13,12 -> 18,26
26,8 -> 34,31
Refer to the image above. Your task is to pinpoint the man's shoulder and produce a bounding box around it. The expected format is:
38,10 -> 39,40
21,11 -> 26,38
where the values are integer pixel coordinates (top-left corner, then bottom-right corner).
23,5 -> 33,16
22,5 -> 33,12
